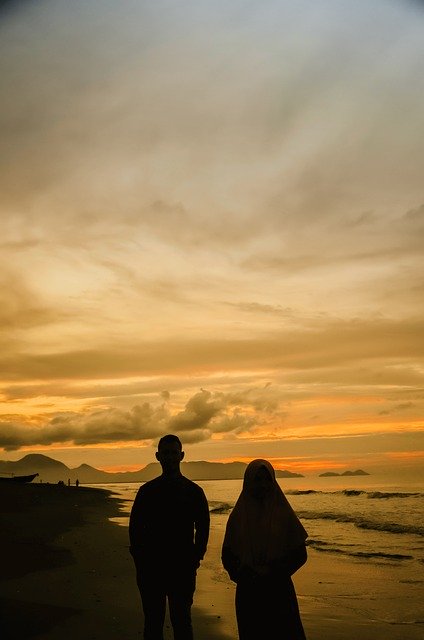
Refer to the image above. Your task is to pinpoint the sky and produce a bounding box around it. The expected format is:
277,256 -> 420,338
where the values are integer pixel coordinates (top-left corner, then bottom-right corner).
0,0 -> 423,478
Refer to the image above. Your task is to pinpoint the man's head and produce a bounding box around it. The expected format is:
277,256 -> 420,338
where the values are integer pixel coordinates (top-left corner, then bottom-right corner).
156,434 -> 184,476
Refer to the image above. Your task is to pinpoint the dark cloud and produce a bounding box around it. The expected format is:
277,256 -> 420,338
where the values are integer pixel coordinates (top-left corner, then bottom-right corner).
1,317 -> 422,383
280,365 -> 424,389
217,387 -> 282,413
378,402 -> 416,416
0,403 -> 167,451
169,390 -> 222,432
0,388 -> 264,450
210,412 -> 257,435
0,0 -> 31,14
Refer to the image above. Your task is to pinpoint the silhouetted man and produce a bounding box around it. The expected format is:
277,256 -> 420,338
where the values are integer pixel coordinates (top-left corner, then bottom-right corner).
129,434 -> 210,640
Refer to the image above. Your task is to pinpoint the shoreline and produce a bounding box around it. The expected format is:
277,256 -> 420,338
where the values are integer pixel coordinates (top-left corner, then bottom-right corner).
1,483 -> 422,639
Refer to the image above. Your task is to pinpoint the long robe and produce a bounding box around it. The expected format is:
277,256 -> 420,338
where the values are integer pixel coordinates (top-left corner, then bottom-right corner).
222,459 -> 308,640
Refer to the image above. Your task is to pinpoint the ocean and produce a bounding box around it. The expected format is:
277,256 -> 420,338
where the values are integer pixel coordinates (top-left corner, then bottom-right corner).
89,474 -> 424,580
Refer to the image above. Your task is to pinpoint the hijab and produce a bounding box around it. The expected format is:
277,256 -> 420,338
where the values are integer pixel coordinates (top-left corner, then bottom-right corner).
223,459 -> 307,570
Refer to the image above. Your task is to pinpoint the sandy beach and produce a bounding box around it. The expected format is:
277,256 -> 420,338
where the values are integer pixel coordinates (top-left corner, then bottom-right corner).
1,483 -> 422,640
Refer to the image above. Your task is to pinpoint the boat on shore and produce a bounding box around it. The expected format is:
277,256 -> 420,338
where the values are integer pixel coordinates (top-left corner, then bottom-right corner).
0,473 -> 39,483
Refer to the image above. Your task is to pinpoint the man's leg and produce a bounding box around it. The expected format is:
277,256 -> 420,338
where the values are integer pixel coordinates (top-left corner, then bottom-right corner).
136,566 -> 167,640
167,568 -> 196,640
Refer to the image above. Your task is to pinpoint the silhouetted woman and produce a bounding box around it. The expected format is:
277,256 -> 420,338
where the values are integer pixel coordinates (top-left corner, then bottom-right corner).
222,459 -> 308,640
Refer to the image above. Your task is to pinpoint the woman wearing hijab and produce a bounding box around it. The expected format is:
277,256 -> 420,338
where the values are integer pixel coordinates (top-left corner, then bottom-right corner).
222,459 -> 308,640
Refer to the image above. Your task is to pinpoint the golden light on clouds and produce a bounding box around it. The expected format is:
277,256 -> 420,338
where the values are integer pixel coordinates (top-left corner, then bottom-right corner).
0,0 -> 423,477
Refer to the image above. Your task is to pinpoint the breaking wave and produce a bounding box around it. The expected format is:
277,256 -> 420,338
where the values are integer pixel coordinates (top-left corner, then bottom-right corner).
209,501 -> 233,514
286,489 -> 322,495
298,511 -> 424,537
287,489 -> 422,499
367,491 -> 421,499
307,539 -> 414,561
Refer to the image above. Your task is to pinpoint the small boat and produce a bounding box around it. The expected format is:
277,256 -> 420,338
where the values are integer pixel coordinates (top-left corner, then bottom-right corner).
0,473 -> 39,483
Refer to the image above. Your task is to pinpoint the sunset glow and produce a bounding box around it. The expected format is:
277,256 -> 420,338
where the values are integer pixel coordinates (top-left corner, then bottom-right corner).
1,0 -> 423,478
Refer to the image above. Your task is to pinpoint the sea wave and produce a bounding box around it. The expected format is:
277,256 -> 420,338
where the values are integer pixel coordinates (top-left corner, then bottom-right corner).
287,489 -> 422,499
307,539 -> 414,561
298,510 -> 424,537
367,491 -> 421,499
356,519 -> 423,536
286,489 -> 322,495
209,501 -> 233,514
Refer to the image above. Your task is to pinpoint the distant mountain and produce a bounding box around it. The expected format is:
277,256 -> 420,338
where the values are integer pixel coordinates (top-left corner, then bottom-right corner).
319,469 -> 370,477
0,454 -> 304,484
0,454 -> 69,475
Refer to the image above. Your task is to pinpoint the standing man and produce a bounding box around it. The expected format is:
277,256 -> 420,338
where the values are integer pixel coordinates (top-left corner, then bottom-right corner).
129,434 -> 210,640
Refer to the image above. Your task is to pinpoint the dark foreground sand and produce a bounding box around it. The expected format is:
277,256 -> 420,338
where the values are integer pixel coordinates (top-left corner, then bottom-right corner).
1,483 -> 422,640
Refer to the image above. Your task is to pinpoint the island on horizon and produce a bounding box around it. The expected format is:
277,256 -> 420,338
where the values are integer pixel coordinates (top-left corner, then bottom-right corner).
318,469 -> 370,477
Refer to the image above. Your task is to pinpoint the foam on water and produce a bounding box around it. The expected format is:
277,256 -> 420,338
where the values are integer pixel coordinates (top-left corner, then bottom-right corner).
89,476 -> 424,571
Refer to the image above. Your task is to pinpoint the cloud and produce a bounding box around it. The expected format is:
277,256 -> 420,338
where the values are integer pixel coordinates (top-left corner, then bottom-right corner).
378,402 -> 416,416
0,1 -> 423,466
210,412 -> 257,435
0,388 -> 266,450
216,386 -> 282,413
225,302 -> 295,317
169,390 -> 222,432
1,317 -> 422,383
244,206 -> 424,275
1,2 -> 423,340
0,269 -> 58,333
2,1 -> 423,244
0,403 -> 167,451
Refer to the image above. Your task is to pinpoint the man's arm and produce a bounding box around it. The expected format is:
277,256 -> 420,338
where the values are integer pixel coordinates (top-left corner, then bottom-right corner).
129,486 -> 145,557
194,488 -> 210,562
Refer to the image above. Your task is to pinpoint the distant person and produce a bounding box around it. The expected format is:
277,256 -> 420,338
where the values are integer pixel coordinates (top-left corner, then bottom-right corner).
222,459 -> 308,640
75,478 -> 79,487
129,434 -> 210,640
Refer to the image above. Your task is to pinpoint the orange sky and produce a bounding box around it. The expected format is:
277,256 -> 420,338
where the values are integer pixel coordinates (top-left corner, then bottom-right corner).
0,0 -> 423,478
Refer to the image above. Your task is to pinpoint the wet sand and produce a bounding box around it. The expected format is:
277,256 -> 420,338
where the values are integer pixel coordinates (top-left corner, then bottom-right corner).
1,483 -> 422,639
